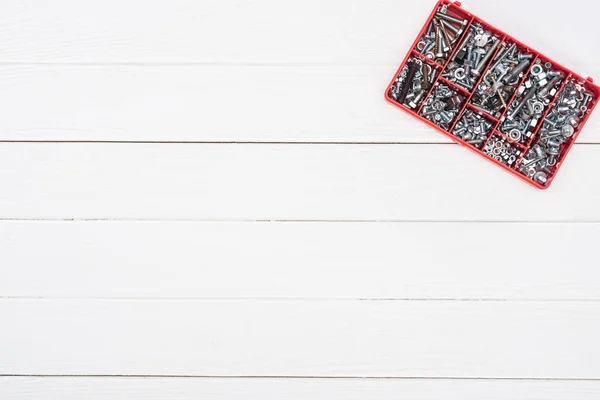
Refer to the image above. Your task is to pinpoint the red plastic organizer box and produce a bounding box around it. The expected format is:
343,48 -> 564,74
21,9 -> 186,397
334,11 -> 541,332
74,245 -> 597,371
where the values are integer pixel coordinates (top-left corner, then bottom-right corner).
385,0 -> 599,189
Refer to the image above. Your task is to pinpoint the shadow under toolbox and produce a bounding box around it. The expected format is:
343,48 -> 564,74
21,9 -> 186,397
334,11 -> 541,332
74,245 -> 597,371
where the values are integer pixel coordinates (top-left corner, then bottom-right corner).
385,0 -> 599,189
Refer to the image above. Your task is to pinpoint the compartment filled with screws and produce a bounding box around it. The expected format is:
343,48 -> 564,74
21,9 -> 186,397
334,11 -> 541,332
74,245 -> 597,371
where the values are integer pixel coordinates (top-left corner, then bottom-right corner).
386,0 -> 600,189
388,56 -> 439,109
453,108 -> 494,149
470,41 -> 534,118
419,83 -> 465,130
414,3 -> 469,65
442,22 -> 502,92
498,58 -> 565,145
483,134 -> 523,167
546,78 -> 597,127
517,79 -> 598,186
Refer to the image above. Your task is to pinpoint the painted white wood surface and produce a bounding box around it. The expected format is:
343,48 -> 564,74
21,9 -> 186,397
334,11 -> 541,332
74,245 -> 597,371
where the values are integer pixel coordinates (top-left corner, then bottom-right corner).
0,66 -> 429,143
0,143 -> 598,221
1,221 -> 599,300
2,378 -> 600,400
2,299 -> 599,378
2,0 -> 599,398
0,0 -> 597,69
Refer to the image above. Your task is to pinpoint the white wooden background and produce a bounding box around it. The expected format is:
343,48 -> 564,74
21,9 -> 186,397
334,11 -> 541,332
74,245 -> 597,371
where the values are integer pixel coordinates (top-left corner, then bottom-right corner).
1,0 -> 600,398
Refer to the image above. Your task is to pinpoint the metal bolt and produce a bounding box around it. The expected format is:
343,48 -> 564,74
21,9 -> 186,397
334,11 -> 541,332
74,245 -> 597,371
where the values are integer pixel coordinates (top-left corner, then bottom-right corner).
440,19 -> 463,37
435,12 -> 467,27
502,59 -> 531,84
436,26 -> 445,58
507,83 -> 538,120
472,38 -> 501,76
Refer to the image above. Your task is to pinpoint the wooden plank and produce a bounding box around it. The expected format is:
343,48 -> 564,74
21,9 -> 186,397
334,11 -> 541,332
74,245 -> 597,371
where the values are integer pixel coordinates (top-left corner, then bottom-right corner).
1,299 -> 599,378
0,66 -> 431,143
0,0 -> 597,70
0,66 -> 598,143
0,143 -> 599,221
1,221 -> 599,300
2,377 -> 600,400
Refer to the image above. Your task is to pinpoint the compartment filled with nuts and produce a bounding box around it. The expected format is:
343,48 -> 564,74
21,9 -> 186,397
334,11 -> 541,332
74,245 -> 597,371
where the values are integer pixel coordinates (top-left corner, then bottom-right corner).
484,134 -> 523,167
414,3 -> 469,65
517,79 -> 598,186
442,22 -> 502,92
388,57 -> 438,110
498,59 -> 565,145
419,83 -> 465,130
470,41 -> 534,118
453,108 -> 494,149
517,143 -> 556,186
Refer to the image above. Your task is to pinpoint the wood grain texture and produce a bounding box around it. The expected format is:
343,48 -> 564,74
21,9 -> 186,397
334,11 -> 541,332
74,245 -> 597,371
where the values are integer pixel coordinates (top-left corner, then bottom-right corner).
0,0 -> 597,70
1,221 -> 599,300
2,377 -> 600,400
1,299 -> 599,378
0,66 -> 598,143
0,143 -> 598,221
1,0 -> 599,394
0,66 -> 430,143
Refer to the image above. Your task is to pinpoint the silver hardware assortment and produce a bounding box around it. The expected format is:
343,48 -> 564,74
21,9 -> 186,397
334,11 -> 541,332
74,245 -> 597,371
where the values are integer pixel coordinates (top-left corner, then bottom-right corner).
442,23 -> 501,91
517,78 -> 595,185
387,2 -> 600,188
498,59 -> 564,144
389,57 -> 437,109
483,135 -> 522,166
470,42 -> 534,118
415,5 -> 468,65
419,83 -> 465,130
452,109 -> 493,149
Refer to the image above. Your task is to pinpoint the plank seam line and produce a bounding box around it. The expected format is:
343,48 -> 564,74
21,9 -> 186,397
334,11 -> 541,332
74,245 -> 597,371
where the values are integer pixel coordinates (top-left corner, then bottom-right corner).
1,375 -> 599,381
0,62 -> 401,67
0,141 -> 455,145
2,297 -> 600,303
0,141 -> 599,146
2,219 -> 600,224
0,61 -> 596,69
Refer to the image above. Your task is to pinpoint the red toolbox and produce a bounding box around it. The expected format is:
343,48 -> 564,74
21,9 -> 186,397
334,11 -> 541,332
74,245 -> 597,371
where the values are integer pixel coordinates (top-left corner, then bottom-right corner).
385,0 -> 599,189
